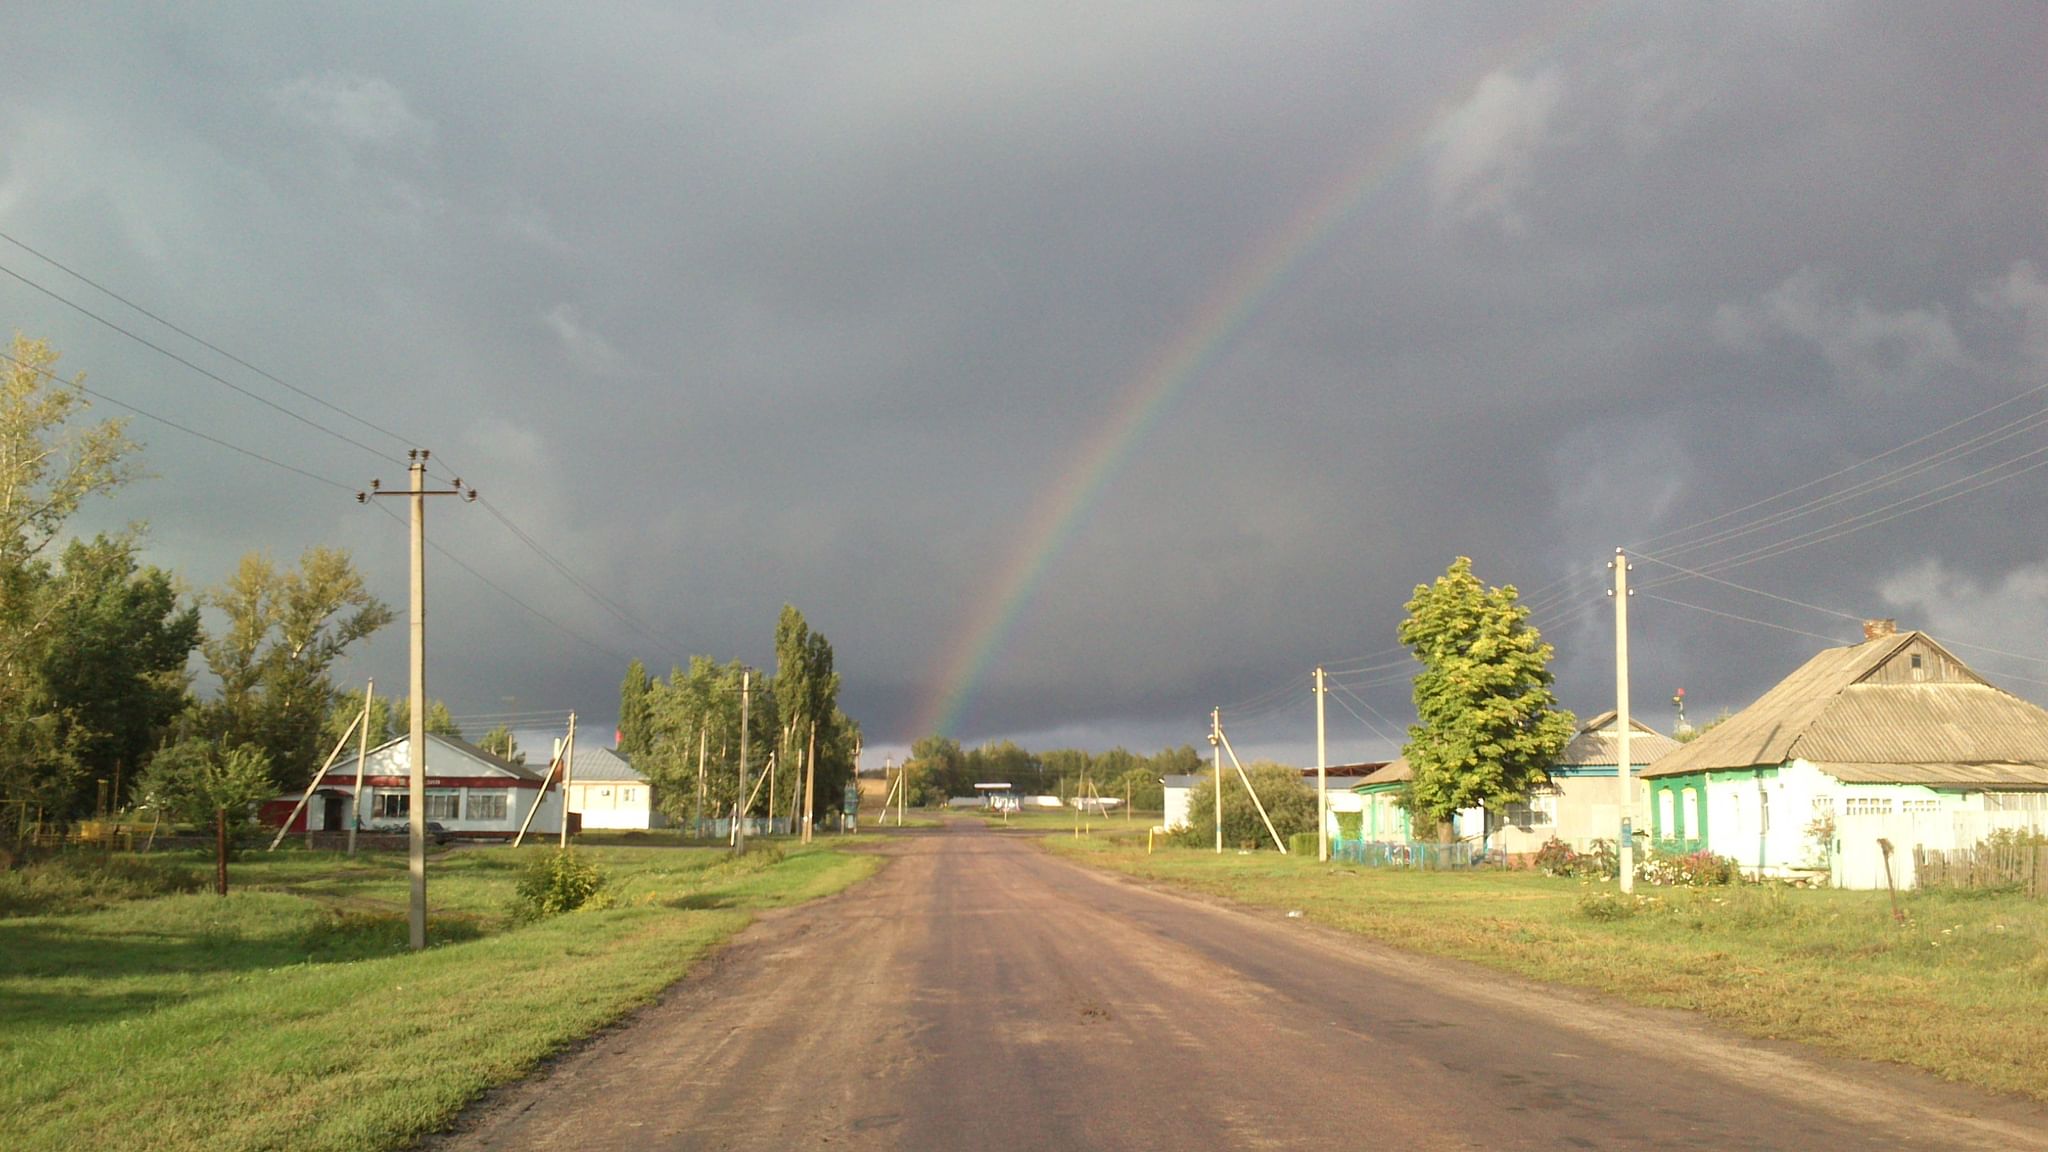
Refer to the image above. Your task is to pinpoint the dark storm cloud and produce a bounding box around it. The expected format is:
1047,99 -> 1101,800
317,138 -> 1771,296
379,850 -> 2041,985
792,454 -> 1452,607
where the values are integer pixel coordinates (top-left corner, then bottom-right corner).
4,3 -> 2046,764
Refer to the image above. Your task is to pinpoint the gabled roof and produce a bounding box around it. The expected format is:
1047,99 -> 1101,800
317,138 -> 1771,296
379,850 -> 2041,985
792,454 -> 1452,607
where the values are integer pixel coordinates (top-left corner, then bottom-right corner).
1559,711 -> 1679,767
1354,758 -> 1412,789
567,744 -> 645,783
1643,630 -> 2048,786
361,732 -> 545,783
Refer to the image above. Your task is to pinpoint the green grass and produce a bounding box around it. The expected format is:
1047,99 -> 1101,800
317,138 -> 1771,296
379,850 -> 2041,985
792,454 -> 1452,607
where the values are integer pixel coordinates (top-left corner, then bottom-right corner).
1052,839 -> 2048,1101
0,843 -> 879,1151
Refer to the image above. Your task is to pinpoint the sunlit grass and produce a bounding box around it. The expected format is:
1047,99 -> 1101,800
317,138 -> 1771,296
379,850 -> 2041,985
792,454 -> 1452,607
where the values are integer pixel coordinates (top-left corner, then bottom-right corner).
1052,838 -> 2048,1101
0,843 -> 879,1151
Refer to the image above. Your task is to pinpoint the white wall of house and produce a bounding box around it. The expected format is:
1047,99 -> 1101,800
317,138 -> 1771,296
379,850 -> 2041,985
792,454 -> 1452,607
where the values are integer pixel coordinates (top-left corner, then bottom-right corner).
567,780 -> 664,830
350,784 -> 562,836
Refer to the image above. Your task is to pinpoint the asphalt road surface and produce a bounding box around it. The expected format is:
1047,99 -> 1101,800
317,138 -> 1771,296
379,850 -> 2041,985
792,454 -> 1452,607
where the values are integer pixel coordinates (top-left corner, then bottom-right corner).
439,820 -> 2048,1151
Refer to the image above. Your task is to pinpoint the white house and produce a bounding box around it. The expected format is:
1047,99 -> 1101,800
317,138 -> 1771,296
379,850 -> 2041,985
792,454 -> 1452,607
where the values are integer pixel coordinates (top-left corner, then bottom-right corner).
564,744 -> 666,830
262,732 -> 563,840
1641,620 -> 2048,887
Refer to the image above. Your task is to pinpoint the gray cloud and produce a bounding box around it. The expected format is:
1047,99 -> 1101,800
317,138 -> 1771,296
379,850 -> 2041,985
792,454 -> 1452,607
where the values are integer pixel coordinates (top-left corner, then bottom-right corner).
4,2 -> 2047,769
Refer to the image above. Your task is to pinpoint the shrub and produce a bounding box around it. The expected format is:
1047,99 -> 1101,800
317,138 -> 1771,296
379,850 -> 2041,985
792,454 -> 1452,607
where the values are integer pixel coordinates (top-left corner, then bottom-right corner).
1288,832 -> 1319,857
511,849 -> 608,922
1640,849 -> 1742,887
1533,837 -> 1580,877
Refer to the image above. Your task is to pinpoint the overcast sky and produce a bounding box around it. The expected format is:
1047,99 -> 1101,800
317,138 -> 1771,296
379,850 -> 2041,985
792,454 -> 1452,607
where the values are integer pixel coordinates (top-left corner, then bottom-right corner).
6,3 -> 2047,767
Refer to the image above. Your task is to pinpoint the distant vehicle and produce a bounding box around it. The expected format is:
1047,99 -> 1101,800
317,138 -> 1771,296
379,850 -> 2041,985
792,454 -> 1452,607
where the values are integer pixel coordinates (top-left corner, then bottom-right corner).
368,821 -> 452,845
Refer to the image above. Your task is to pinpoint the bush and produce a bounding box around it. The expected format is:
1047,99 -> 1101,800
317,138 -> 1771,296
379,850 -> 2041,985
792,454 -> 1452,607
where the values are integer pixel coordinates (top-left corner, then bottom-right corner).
1288,832 -> 1318,857
510,849 -> 608,922
1175,762 -> 1316,851
1640,848 -> 1742,887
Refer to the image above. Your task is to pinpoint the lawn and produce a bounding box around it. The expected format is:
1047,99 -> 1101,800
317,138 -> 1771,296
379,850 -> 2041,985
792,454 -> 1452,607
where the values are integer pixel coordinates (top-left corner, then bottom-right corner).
0,841 -> 879,1151
1051,838 -> 2048,1102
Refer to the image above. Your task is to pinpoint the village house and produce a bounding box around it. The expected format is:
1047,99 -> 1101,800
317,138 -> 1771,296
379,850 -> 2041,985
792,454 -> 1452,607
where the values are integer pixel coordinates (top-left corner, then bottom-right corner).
1640,619 -> 2048,887
1352,713 -> 1676,856
260,732 -> 565,840
564,743 -> 666,831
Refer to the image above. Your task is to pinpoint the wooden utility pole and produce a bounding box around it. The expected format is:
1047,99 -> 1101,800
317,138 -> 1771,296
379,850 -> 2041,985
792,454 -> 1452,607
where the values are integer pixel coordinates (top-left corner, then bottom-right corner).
734,671 -> 751,856
1210,708 -> 1223,854
559,712 -> 577,850
349,680 -> 372,856
1612,547 -> 1635,895
361,449 -> 475,950
1315,666 -> 1329,862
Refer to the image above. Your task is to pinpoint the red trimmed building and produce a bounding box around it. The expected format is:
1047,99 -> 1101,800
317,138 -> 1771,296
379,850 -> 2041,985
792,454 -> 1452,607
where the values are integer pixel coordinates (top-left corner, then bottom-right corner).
260,732 -> 566,840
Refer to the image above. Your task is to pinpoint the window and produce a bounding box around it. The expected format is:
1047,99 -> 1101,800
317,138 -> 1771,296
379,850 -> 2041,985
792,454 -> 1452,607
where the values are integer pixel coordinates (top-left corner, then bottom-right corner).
467,793 -> 507,821
1987,792 -> 2048,813
1901,798 -> 1940,814
622,787 -> 637,804
1910,652 -> 1925,681
1681,788 -> 1699,840
1659,789 -> 1676,839
375,792 -> 408,818
1501,795 -> 1554,828
1845,796 -> 1894,816
424,792 -> 460,820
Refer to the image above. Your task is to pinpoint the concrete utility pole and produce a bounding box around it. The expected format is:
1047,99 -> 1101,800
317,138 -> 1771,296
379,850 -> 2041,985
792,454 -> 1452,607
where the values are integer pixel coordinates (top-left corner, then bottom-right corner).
695,725 -> 708,840
735,671 -> 751,856
1315,666 -> 1329,862
802,720 -> 817,844
1210,708 -> 1223,854
559,712 -> 577,850
361,449 -> 475,951
1611,547 -> 1635,895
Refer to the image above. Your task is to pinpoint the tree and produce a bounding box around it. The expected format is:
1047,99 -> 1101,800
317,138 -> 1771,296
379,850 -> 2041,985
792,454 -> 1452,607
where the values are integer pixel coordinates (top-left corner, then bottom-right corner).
391,697 -> 463,742
1397,557 -> 1575,843
136,738 -> 273,895
771,605 -> 851,823
192,548 -> 394,791
479,724 -> 525,765
617,660 -> 653,757
37,534 -> 201,814
1177,760 -> 1315,850
0,335 -> 144,835
639,657 -> 772,827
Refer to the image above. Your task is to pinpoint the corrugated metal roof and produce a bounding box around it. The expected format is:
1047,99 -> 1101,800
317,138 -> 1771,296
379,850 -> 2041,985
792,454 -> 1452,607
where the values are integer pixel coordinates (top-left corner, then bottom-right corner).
567,745 -> 645,783
1644,631 -> 2048,784
1559,711 -> 1679,767
1807,761 -> 2048,787
1354,757 -> 1411,788
362,732 -> 545,783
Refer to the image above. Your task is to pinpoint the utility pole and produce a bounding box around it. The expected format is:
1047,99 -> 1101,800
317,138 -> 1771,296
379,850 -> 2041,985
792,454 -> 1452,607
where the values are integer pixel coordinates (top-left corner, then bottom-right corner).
1611,547 -> 1635,895
803,719 -> 818,845
694,725 -> 708,840
361,449 -> 475,951
349,679 -> 372,856
1315,666 -> 1329,862
735,671 -> 751,855
1210,708 -> 1223,854
559,712 -> 577,850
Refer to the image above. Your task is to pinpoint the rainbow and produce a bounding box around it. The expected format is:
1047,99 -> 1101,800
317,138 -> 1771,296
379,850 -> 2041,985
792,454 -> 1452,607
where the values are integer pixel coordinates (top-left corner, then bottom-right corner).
912,5 -> 1606,742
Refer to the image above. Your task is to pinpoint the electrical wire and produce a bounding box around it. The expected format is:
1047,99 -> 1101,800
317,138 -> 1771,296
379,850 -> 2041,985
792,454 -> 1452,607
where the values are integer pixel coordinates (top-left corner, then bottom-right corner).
0,259 -> 406,465
0,228 -> 418,453
1636,592 -> 1848,644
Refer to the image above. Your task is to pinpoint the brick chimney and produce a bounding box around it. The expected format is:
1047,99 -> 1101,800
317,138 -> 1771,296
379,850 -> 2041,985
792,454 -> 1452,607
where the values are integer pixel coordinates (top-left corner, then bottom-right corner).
1862,618 -> 1898,642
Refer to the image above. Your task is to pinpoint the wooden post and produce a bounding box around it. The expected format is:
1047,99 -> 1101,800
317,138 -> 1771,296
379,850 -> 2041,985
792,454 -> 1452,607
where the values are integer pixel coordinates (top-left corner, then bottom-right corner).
214,809 -> 228,896
559,713 -> 577,849
269,707 -> 365,851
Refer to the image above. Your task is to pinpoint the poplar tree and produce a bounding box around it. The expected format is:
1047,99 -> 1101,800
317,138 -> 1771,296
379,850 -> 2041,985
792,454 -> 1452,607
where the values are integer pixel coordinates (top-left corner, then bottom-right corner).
1397,556 -> 1574,843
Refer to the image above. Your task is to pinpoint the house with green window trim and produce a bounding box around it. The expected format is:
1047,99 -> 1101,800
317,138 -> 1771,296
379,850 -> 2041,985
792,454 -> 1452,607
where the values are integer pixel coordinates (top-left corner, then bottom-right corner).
1639,620 -> 2048,882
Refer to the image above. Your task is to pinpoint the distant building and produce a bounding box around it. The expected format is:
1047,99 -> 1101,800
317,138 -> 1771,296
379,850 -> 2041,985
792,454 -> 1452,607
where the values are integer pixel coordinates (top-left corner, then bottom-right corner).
565,744 -> 666,831
260,732 -> 563,839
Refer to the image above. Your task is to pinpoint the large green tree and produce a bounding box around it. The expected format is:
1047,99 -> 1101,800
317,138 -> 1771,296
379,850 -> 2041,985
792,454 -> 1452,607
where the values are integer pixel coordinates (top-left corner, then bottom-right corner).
640,656 -> 773,827
38,534 -> 201,813
617,659 -> 653,758
0,335 -> 145,833
136,738 -> 273,894
771,605 -> 852,824
1397,556 -> 1574,842
191,548 -> 394,791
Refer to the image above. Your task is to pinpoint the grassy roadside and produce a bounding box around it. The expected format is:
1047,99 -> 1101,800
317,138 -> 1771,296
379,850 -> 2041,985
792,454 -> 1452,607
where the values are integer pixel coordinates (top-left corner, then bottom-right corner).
1049,838 -> 2048,1101
0,844 -> 879,1152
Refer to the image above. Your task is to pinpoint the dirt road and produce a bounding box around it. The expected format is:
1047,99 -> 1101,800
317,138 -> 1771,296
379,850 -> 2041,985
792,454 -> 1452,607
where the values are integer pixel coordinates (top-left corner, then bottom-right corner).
440,820 -> 2047,1151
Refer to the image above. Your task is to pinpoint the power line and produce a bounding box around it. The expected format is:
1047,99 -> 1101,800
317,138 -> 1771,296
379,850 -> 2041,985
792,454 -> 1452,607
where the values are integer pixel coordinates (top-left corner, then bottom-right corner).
1632,553 -> 1867,622
0,347 -> 358,494
0,259 -> 405,466
1636,591 -> 1848,645
0,229 -> 418,453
